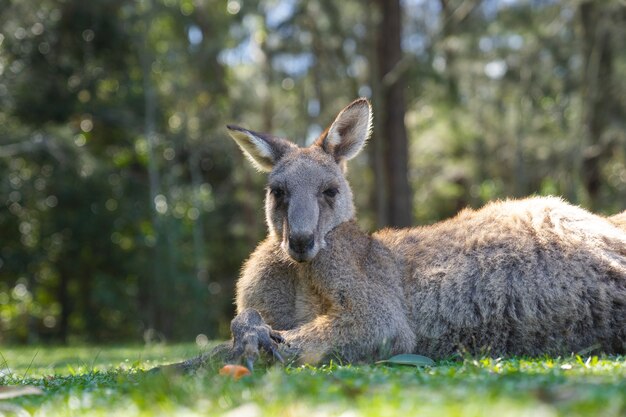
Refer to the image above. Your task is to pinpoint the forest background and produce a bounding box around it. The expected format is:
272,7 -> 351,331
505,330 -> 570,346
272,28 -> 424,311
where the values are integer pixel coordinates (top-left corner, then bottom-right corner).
0,0 -> 624,345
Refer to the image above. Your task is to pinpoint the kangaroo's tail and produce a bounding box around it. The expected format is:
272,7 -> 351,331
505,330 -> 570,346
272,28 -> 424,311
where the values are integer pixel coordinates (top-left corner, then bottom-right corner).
609,211 -> 626,231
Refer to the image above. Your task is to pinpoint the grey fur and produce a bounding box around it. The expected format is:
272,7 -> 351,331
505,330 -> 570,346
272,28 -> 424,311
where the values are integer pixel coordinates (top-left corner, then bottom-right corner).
225,98 -> 626,365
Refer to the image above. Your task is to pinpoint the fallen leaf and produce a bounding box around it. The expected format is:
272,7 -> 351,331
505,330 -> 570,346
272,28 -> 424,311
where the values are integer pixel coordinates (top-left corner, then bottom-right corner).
0,385 -> 44,400
375,354 -> 435,367
219,364 -> 251,380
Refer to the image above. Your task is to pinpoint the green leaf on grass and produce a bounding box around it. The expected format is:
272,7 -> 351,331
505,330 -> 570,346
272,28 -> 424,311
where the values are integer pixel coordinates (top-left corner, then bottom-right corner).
375,354 -> 435,367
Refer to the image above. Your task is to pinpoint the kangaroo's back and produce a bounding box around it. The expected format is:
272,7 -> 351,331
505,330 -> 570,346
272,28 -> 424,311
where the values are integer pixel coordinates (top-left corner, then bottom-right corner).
376,196 -> 626,357
610,211 -> 626,230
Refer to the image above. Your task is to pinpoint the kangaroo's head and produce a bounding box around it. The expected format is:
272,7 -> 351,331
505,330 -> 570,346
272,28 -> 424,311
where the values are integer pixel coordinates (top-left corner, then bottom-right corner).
227,98 -> 371,263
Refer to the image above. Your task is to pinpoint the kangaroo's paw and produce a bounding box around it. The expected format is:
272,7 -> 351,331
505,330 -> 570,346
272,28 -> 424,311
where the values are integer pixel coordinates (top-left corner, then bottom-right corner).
230,308 -> 285,370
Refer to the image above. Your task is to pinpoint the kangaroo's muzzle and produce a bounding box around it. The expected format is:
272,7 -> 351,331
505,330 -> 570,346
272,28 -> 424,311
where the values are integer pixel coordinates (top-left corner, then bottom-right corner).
289,233 -> 315,256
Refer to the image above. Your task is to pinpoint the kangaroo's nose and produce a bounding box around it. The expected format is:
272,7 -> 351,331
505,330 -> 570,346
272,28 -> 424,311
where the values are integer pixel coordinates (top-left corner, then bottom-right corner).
289,233 -> 315,255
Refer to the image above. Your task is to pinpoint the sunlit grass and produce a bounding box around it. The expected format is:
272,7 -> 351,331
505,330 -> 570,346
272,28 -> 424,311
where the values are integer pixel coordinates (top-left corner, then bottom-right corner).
0,344 -> 625,416
0,344 -> 201,378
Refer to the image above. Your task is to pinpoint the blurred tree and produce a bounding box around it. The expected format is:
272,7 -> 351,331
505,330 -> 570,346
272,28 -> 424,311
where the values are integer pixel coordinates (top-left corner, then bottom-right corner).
438,0 -> 481,103
0,0 -> 624,344
375,0 -> 413,227
579,1 -> 624,210
0,0 -> 243,343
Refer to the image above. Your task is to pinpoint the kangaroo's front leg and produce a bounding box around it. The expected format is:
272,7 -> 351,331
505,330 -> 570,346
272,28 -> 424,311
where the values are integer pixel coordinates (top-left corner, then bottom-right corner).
280,308 -> 414,364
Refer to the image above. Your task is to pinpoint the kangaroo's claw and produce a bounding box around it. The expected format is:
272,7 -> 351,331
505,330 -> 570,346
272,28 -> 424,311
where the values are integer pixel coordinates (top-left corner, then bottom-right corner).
272,348 -> 284,364
230,308 -> 285,369
270,330 -> 285,344
246,357 -> 255,372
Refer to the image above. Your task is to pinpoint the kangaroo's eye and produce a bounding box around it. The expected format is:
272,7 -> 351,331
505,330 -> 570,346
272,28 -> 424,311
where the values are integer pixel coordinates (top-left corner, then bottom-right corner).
323,188 -> 338,198
271,188 -> 285,199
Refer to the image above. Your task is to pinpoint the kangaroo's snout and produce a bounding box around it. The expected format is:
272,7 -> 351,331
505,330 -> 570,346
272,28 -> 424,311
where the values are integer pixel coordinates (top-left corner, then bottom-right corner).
289,233 -> 315,256
285,231 -> 317,262
281,188 -> 322,263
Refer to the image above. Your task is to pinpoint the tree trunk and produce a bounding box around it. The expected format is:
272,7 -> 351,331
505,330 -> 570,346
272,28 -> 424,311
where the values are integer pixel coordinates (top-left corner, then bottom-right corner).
376,0 -> 412,227
367,0 -> 387,229
138,1 -> 164,336
438,0 -> 481,103
579,1 -> 616,209
57,269 -> 70,343
439,0 -> 459,102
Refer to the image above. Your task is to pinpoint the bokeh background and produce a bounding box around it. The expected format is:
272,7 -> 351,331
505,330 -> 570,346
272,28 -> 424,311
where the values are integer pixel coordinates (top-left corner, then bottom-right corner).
0,0 -> 624,345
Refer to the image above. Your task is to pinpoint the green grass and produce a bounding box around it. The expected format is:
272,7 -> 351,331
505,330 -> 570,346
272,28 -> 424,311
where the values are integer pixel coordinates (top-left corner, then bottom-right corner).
0,344 -> 625,416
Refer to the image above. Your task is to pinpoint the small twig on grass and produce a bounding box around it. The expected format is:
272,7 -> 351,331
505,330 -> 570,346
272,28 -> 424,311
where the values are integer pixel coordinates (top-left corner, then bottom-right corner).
0,352 -> 13,379
90,350 -> 102,372
576,343 -> 601,357
0,385 -> 43,400
22,350 -> 39,380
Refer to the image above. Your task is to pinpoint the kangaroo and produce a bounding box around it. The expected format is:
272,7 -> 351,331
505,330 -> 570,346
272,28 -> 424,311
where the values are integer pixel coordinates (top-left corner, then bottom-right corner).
167,98 -> 626,372
610,211 -> 626,230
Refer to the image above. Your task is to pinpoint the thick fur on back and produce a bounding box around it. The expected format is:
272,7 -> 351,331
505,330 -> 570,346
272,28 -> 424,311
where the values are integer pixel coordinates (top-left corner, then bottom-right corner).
238,196 -> 626,361
610,211 -> 626,230
376,196 -> 626,358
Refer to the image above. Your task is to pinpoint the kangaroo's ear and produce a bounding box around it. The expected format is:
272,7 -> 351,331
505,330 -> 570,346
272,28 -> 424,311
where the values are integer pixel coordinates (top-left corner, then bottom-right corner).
315,98 -> 372,163
226,125 -> 295,172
